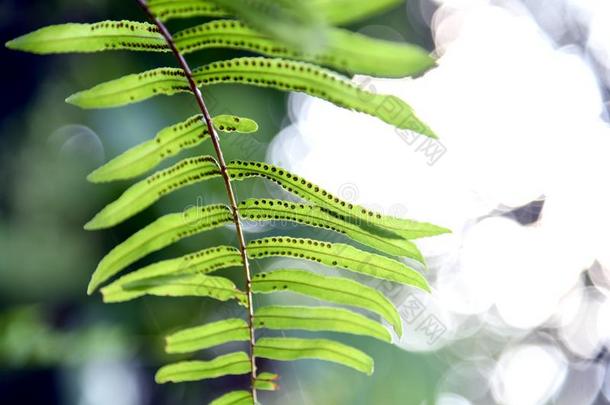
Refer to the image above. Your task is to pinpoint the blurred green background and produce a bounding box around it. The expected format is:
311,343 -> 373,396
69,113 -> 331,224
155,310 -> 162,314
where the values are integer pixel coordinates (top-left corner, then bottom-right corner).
0,1 -> 443,404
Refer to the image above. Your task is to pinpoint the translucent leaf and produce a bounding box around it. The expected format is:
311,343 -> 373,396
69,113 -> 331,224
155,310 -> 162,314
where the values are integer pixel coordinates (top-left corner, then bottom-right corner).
254,305 -> 391,342
87,204 -> 232,294
312,0 -> 403,25
174,20 -> 433,77
87,114 -> 258,183
85,156 -> 220,230
228,160 -> 450,239
6,21 -> 168,54
254,337 -> 373,375
156,352 -> 251,383
210,390 -> 253,405
248,236 -> 429,290
90,156 -> 220,228
251,269 -> 402,335
192,57 -> 436,136
101,246 -> 242,303
254,371 -> 279,391
165,319 -> 249,353
66,68 -> 189,109
239,198 -> 423,259
149,0 -> 229,22
123,273 -> 246,302
208,0 -> 327,51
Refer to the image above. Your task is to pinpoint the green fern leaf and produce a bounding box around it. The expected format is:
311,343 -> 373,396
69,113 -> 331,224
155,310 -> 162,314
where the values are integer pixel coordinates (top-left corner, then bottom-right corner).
253,372 -> 279,391
210,390 -> 253,405
312,0 -> 404,25
192,57 -> 436,136
251,269 -> 402,335
254,305 -> 391,342
123,273 -> 246,302
248,236 -> 428,290
87,114 -> 258,183
174,20 -> 433,77
85,156 -> 220,230
5,21 -> 168,54
101,246 -> 241,303
156,352 -> 251,383
149,0 -> 229,21
229,160 -> 450,239
66,68 -> 189,109
254,337 -> 373,375
165,319 -> 249,354
208,0 -> 326,51
87,204 -> 232,294
239,198 -> 422,259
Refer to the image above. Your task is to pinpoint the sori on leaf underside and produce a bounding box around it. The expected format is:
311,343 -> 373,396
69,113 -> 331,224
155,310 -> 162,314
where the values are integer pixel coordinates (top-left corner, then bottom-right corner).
6,0 -> 448,403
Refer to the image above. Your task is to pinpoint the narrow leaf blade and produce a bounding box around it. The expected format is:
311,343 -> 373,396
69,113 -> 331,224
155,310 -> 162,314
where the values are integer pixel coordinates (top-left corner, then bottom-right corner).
239,198 -> 423,260
165,319 -> 249,353
66,67 -> 189,109
122,273 -> 246,303
210,390 -> 253,405
248,236 -> 429,291
193,57 -> 436,137
254,337 -> 373,375
87,204 -> 232,293
156,352 -> 251,383
85,155 -> 220,230
87,114 -> 257,183
229,160 -> 450,239
251,268 -> 402,335
149,0 -> 229,22
254,305 -> 391,342
101,246 -> 242,303
6,21 -> 168,54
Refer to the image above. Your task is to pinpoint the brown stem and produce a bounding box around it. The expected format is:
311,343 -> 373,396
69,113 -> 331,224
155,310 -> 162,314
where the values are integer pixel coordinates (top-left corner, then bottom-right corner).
135,0 -> 258,400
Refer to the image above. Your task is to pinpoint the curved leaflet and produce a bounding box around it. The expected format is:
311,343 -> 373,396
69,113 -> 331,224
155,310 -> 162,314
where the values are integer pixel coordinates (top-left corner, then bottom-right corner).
239,198 -> 423,259
254,305 -> 391,342
174,20 -> 433,77
101,246 -> 242,303
156,352 -> 251,383
192,57 -> 436,136
5,21 -> 168,54
86,156 -> 220,229
66,68 -> 189,109
254,337 -> 373,375
247,236 -> 428,290
88,114 -> 258,183
251,268 -> 402,335
87,204 -> 232,294
229,160 -> 450,239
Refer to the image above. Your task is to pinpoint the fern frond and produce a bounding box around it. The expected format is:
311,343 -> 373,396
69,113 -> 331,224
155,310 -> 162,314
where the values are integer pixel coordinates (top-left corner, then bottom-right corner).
88,114 -> 257,183
251,268 -> 402,335
253,372 -> 279,391
254,305 -> 391,342
239,198 -> 423,258
165,319 -> 250,354
254,337 -> 374,375
102,246 -> 242,303
229,160 -> 450,239
174,20 -> 434,77
5,21 -> 169,54
87,204 -> 232,294
156,352 -> 251,383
